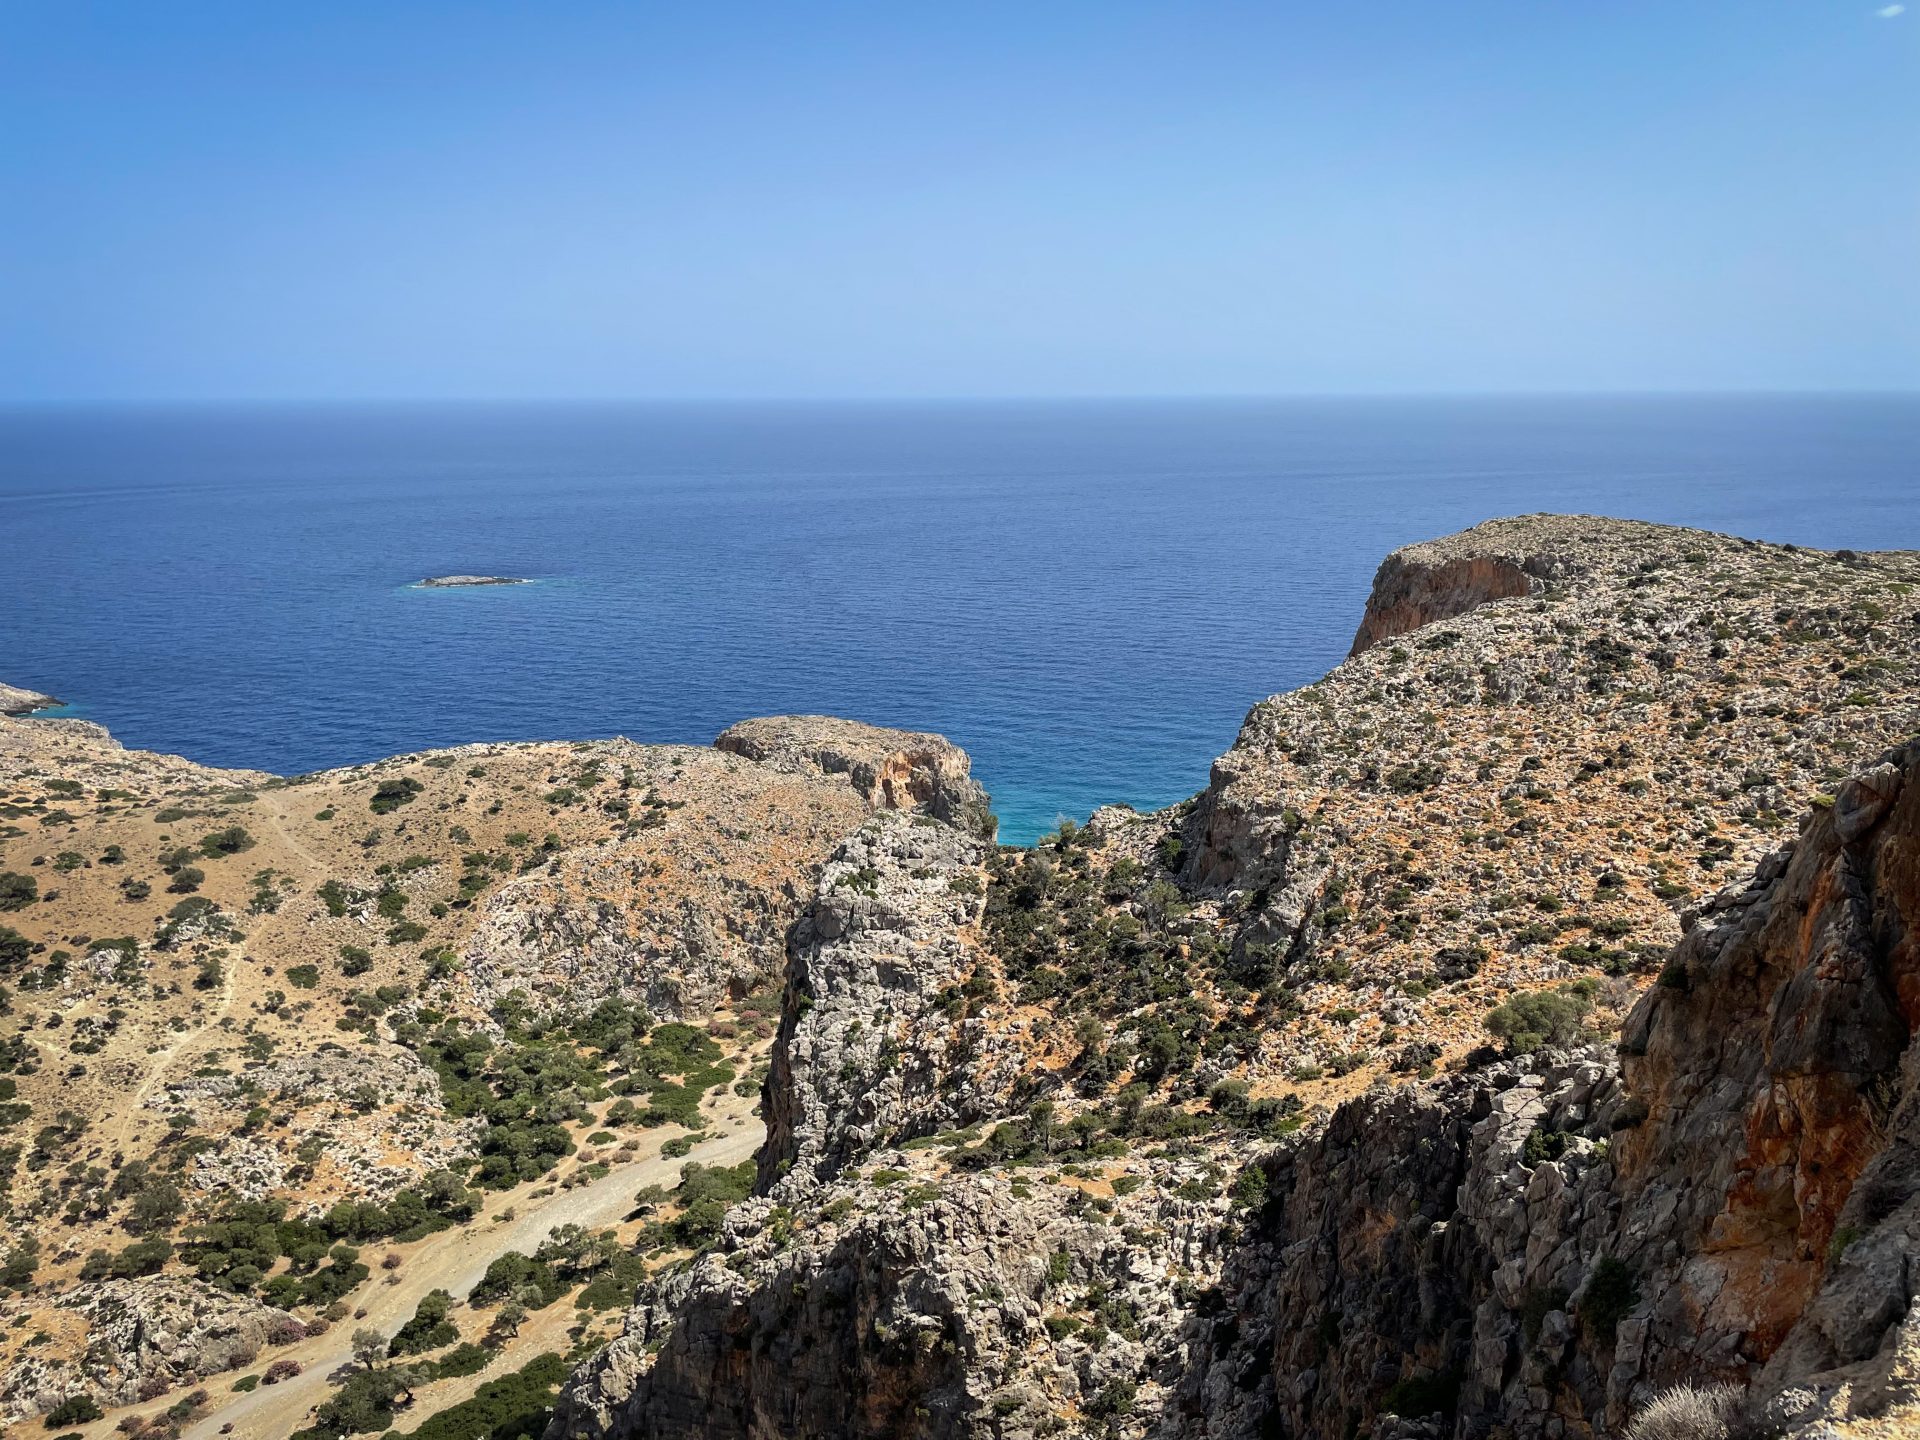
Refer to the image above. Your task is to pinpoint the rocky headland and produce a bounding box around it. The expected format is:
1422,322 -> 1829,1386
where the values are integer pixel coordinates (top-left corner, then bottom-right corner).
0,682 -> 59,716
2,514 -> 1917,1440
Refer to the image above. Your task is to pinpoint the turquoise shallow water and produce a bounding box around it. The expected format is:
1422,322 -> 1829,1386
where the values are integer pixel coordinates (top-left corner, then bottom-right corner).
2,396 -> 1916,844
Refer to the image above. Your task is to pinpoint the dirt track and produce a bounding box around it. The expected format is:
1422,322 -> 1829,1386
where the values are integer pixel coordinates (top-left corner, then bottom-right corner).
169,1099 -> 761,1440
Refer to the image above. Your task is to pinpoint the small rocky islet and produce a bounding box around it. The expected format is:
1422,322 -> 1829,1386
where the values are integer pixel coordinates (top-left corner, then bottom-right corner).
410,574 -> 532,589
1,514 -> 1917,1440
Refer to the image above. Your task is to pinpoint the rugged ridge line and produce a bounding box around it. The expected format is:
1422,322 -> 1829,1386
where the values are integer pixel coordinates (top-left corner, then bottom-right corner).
552,740 -> 1920,1440
550,516 -> 1920,1440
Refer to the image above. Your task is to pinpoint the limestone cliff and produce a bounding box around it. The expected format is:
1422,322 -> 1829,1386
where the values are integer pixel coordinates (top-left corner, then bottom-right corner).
758,809 -> 1003,1192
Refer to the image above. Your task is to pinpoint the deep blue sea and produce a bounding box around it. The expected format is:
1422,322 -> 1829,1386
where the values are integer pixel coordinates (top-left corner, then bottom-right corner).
2,396 -> 1915,843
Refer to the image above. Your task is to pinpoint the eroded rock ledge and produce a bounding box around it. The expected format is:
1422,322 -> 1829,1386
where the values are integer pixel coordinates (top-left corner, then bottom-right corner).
716,715 -> 995,838
1347,514 -> 1681,656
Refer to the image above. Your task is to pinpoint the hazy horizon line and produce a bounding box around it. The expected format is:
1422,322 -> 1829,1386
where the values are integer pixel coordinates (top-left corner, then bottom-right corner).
4,386 -> 1917,410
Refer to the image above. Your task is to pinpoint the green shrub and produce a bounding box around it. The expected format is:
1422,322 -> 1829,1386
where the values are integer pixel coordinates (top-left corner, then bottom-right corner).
574,1249 -> 649,1312
44,1396 -> 103,1427
1230,1165 -> 1269,1209
1485,987 -> 1592,1054
1045,1248 -> 1071,1286
661,1161 -> 754,1250
389,1289 -> 459,1356
200,826 -> 256,857
470,1251 -> 565,1308
1580,1257 -> 1639,1342
429,1342 -> 492,1380
386,1352 -> 567,1440
1385,761 -> 1446,794
0,926 -> 31,971
1086,1380 -> 1137,1419
1522,1125 -> 1573,1166
370,778 -> 424,814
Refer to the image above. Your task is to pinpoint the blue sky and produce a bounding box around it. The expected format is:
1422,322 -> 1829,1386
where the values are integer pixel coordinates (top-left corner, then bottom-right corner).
1,2 -> 1913,400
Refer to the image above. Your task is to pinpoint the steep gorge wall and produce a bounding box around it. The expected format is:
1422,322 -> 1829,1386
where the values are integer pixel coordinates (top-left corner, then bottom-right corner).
1182,738 -> 1920,1440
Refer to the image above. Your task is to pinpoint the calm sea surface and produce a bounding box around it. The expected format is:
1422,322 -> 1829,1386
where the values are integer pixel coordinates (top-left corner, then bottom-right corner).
2,396 -> 1914,843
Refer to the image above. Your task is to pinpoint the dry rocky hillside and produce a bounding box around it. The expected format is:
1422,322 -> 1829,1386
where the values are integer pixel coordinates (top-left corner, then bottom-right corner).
3,514 -> 1918,1440
0,709 -> 986,1439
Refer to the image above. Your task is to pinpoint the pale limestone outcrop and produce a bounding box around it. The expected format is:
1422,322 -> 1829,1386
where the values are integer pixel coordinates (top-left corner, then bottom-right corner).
458,744 -> 872,1017
760,809 -> 1000,1193
2,1279 -> 301,1419
716,715 -> 995,838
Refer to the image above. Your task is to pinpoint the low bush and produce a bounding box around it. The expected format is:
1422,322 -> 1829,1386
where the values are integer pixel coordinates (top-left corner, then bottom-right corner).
388,1289 -> 459,1356
370,778 -> 424,814
1622,1383 -> 1744,1440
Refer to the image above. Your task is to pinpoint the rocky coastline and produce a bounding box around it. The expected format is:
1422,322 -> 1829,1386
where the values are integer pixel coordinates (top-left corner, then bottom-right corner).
3,513 -> 1918,1440
0,681 -> 59,715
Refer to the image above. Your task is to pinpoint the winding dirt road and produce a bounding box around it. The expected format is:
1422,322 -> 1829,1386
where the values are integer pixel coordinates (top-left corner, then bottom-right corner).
173,1099 -> 761,1440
